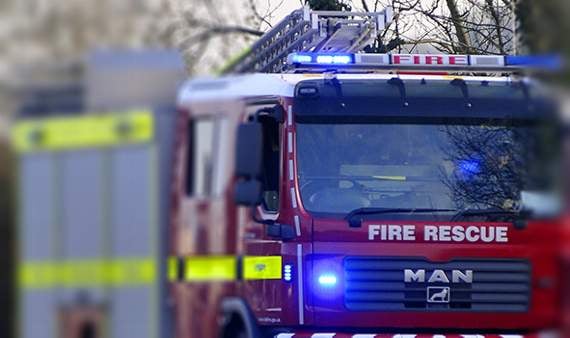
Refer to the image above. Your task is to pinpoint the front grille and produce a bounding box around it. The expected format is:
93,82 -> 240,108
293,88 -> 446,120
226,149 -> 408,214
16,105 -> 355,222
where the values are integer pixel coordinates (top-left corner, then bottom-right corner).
344,257 -> 531,312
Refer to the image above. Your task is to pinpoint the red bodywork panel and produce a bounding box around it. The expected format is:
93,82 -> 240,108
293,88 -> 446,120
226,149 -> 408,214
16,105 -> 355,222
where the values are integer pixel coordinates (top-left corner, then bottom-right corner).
310,218 -> 561,331
562,216 -> 570,336
273,333 -> 553,338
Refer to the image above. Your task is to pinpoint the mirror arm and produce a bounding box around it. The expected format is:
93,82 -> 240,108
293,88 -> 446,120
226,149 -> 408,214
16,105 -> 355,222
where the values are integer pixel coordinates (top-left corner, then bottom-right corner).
513,208 -> 534,230
249,208 -> 295,240
265,223 -> 296,241
513,219 -> 528,230
450,78 -> 472,108
254,105 -> 285,124
250,207 -> 274,225
388,77 -> 408,107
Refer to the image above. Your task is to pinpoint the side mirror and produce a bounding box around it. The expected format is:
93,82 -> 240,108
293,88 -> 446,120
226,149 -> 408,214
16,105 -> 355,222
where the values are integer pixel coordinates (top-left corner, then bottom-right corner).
234,180 -> 262,206
234,122 -> 263,206
235,122 -> 263,179
520,190 -> 562,219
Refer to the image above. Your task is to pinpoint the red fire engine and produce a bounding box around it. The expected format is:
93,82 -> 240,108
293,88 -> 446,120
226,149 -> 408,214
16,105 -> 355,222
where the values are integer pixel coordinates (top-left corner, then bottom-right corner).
169,7 -> 564,338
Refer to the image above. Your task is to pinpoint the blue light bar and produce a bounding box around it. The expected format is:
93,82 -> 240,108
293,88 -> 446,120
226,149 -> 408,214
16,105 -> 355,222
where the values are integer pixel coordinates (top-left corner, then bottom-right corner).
290,54 -> 313,64
289,53 -> 354,65
287,52 -> 562,72
505,55 -> 563,71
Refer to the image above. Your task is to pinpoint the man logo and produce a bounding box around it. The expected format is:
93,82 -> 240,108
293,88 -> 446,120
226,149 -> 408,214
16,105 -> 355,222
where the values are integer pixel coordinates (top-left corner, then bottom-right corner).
404,269 -> 473,284
427,286 -> 450,303
404,269 -> 472,305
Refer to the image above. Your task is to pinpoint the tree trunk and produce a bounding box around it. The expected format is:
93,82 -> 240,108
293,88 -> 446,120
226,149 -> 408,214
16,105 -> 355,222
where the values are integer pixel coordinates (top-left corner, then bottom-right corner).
445,0 -> 472,53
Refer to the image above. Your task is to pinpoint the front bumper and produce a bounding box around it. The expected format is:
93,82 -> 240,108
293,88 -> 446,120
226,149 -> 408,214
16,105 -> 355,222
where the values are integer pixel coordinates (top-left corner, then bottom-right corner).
274,332 -> 559,338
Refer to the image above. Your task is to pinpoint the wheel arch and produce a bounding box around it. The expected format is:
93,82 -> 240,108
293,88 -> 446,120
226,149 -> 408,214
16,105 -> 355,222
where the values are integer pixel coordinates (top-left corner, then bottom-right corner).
220,298 -> 263,338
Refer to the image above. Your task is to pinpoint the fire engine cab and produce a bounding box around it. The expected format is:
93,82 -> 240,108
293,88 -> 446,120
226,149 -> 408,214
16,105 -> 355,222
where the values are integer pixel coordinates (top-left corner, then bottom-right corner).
169,6 -> 564,338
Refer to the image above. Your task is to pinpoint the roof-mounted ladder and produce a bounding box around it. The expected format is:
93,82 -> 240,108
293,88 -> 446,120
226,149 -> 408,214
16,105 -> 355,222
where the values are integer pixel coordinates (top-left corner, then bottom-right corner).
226,6 -> 393,74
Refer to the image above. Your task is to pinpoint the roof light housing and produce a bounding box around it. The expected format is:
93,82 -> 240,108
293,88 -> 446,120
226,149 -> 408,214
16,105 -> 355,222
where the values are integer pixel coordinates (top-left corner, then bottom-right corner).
287,52 -> 563,72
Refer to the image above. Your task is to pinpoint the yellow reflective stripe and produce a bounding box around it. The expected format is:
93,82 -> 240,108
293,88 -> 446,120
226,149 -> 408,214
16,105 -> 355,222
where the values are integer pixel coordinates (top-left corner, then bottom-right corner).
243,256 -> 282,280
170,255 -> 284,282
12,110 -> 154,153
167,257 -> 178,282
18,261 -> 58,289
107,258 -> 156,286
185,256 -> 237,281
19,258 -> 156,289
60,260 -> 107,287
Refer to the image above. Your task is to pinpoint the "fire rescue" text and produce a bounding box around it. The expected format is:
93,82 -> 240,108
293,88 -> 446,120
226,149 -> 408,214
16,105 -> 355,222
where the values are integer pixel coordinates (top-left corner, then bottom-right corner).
368,224 -> 509,243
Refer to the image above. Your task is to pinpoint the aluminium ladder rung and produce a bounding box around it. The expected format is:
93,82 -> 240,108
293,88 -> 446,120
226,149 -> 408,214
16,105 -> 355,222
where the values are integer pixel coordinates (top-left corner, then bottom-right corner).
227,6 -> 393,74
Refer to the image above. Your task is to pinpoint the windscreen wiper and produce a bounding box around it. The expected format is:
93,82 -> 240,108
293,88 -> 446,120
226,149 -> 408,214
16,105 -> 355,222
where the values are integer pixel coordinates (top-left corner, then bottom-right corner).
345,207 -> 455,228
451,208 -> 530,223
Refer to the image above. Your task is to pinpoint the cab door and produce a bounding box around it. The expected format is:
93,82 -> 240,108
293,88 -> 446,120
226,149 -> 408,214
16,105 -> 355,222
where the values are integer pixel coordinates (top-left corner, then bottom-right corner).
236,102 -> 289,324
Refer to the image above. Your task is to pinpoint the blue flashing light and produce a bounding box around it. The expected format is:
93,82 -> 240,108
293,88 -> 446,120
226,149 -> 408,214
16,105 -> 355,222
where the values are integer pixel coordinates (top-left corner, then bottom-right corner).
505,55 -> 563,70
290,53 -> 354,65
316,54 -> 353,65
291,53 -> 313,64
458,158 -> 482,180
313,260 -> 342,299
316,55 -> 334,64
284,264 -> 293,282
317,274 -> 338,286
332,55 -> 352,64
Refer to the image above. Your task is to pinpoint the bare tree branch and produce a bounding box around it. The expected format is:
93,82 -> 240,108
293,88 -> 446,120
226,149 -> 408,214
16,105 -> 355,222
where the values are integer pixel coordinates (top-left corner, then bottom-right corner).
248,0 -> 273,28
207,25 -> 264,37
484,0 -> 506,53
361,0 -> 371,12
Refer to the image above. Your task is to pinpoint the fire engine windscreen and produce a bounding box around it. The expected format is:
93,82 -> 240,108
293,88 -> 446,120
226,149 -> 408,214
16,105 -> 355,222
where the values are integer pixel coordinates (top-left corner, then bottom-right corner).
293,79 -> 559,216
